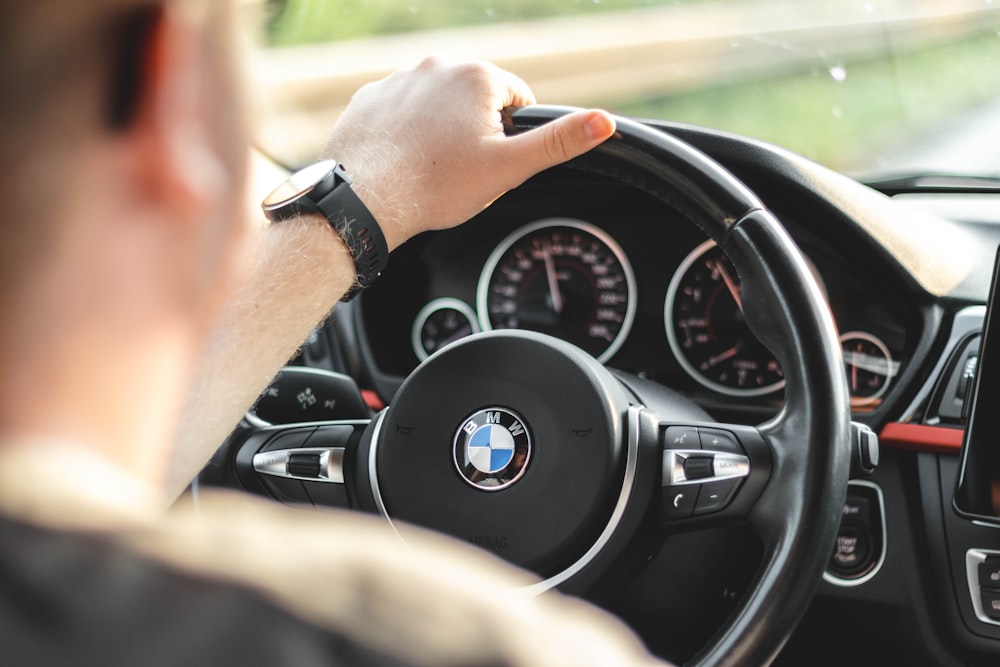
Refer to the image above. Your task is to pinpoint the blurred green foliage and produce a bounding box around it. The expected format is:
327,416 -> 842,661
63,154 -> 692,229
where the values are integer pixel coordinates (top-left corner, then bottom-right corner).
615,29 -> 1000,173
265,0 -> 681,46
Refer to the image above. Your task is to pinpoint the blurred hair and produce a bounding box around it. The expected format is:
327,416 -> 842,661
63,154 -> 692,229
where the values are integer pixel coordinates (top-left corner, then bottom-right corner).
0,1 -> 162,302
0,2 -> 159,131
0,0 -> 245,316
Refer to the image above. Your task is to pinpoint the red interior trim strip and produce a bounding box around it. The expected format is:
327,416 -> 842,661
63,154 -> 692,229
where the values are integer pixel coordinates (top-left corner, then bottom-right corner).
362,389 -> 385,411
879,422 -> 964,454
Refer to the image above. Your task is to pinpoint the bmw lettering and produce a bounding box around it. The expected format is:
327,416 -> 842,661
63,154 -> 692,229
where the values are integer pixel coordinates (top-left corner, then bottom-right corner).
453,408 -> 532,491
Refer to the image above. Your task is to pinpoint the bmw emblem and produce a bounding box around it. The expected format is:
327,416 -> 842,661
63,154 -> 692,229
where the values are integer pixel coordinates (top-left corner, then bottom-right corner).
454,407 -> 532,491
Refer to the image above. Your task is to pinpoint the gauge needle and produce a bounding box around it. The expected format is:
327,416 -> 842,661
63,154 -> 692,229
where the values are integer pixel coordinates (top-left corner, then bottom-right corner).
702,345 -> 740,370
442,326 -> 473,347
543,244 -> 564,314
715,259 -> 743,311
851,346 -> 859,391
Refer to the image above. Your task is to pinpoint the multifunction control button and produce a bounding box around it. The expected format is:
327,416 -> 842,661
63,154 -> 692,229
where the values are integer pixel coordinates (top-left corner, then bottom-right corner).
698,427 -> 741,453
241,423 -> 362,510
683,456 -> 714,480
659,425 -> 750,521
664,425 -> 700,449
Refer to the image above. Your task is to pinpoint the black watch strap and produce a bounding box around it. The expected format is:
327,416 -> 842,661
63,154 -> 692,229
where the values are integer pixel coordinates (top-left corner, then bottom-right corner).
315,182 -> 389,302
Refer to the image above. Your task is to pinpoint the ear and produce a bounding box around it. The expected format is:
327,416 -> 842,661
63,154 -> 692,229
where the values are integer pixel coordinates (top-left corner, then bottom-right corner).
122,3 -> 231,234
110,2 -> 247,318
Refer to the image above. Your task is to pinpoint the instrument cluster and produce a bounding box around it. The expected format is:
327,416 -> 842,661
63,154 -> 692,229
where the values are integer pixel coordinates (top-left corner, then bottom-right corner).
356,179 -> 910,416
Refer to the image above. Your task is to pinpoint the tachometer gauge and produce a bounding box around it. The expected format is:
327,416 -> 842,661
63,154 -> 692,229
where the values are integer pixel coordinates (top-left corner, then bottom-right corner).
665,239 -> 784,397
412,298 -> 480,361
839,331 -> 896,408
477,218 -> 637,363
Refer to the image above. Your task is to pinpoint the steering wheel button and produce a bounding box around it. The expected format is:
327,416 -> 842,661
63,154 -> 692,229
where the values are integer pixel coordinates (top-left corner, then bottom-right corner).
260,477 -> 312,507
664,425 -> 701,450
309,424 -> 356,449
979,558 -> 1000,589
981,590 -> 1000,621
683,455 -> 715,480
660,486 -> 698,520
261,427 -> 316,452
829,525 -> 871,573
694,479 -> 741,515
303,480 -> 350,509
287,453 -> 322,478
698,427 -> 742,454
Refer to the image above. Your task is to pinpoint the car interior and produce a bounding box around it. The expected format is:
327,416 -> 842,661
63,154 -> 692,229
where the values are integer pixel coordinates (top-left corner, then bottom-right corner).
194,1 -> 1000,665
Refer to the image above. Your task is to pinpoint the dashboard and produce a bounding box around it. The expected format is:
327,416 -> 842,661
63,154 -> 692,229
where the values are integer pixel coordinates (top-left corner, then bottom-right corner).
354,168 -> 915,427
274,119 -> 1000,665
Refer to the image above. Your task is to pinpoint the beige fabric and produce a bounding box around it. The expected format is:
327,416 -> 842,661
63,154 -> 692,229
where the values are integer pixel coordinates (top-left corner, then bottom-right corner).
0,442 -> 670,667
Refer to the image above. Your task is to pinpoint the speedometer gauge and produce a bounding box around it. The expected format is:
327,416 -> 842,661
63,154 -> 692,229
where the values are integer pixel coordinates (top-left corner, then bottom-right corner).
665,239 -> 785,397
477,218 -> 637,363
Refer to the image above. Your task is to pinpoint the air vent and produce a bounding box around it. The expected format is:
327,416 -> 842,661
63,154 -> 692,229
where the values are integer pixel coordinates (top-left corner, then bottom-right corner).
927,333 -> 981,426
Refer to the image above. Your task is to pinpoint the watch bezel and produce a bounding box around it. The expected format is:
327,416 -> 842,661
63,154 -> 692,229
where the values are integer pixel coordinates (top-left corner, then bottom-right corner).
261,159 -> 342,219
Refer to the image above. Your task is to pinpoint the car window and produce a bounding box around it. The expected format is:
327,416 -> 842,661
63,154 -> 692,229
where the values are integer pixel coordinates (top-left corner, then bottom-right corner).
240,0 -> 1000,180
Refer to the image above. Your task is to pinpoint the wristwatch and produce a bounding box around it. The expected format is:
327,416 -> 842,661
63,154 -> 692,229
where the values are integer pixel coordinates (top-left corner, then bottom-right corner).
261,159 -> 388,301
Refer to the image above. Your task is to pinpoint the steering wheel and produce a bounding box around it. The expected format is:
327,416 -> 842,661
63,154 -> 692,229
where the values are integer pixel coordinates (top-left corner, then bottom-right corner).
210,107 -> 852,666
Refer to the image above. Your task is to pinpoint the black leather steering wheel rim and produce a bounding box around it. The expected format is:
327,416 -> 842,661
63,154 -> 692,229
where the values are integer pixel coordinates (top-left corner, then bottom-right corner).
505,106 -> 853,666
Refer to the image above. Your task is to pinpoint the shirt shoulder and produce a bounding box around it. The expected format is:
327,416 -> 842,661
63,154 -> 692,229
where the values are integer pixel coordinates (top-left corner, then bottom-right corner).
0,516 -> 410,667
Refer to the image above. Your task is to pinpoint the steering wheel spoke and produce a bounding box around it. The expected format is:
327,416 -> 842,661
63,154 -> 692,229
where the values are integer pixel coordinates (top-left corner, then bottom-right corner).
200,418 -> 371,511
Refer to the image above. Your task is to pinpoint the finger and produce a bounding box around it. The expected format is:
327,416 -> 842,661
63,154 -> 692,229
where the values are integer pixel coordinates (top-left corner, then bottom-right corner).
498,68 -> 538,109
500,109 -> 616,179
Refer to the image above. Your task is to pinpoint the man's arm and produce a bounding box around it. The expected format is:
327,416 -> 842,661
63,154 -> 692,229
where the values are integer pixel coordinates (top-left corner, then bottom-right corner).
167,57 -> 615,499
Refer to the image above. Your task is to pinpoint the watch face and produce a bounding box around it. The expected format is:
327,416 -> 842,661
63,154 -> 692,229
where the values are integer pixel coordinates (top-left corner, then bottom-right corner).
262,159 -> 336,212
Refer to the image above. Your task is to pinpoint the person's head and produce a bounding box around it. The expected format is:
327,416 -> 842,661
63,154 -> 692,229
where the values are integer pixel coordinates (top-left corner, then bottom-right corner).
0,0 -> 250,478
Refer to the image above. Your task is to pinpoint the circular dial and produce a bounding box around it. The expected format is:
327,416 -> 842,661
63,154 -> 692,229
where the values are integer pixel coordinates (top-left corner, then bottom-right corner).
839,331 -> 895,408
411,298 -> 480,362
477,218 -> 637,363
665,239 -> 784,396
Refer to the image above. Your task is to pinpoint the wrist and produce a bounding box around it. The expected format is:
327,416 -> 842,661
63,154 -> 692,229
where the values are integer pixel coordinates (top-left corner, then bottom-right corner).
343,177 -> 410,253
261,160 -> 389,301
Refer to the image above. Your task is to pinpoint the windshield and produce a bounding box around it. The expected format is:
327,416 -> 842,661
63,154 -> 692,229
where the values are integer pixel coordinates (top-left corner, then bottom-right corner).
241,0 -> 1000,180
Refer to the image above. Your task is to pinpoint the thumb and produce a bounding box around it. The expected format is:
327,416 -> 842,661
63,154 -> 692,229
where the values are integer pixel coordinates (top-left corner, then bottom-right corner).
503,108 -> 616,178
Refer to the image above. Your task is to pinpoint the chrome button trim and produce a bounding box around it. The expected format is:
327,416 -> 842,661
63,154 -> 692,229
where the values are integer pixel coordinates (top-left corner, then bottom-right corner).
662,449 -> 750,486
253,446 -> 346,484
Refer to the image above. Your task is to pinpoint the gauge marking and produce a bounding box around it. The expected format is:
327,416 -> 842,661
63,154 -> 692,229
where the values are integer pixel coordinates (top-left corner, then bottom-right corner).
476,218 -> 636,363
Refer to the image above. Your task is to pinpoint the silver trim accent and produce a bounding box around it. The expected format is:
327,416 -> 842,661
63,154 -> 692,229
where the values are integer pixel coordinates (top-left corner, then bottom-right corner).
368,410 -> 409,543
253,447 -> 346,484
899,305 -> 985,424
523,404 -> 644,595
823,479 -> 887,587
262,159 -> 336,210
662,449 -> 750,486
410,297 -> 481,362
475,218 -> 638,364
967,548 -> 1000,626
